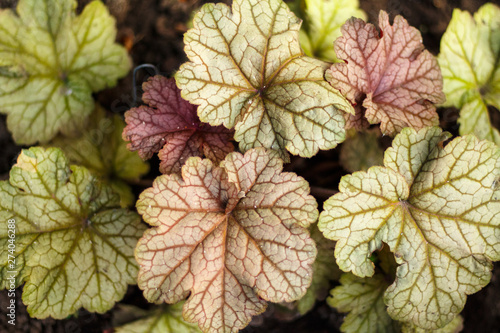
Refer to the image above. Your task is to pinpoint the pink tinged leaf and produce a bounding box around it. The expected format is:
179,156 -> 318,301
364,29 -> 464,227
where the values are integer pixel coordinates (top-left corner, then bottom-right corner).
122,75 -> 234,174
327,11 -> 445,135
135,149 -> 318,332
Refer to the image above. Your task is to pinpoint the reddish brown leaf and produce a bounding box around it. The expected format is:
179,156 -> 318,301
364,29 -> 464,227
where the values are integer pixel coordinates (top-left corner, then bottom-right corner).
135,148 -> 318,332
327,11 -> 445,135
122,75 -> 234,174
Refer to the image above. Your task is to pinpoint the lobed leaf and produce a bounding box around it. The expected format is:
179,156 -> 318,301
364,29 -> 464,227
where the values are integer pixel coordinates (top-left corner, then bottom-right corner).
50,105 -> 149,207
175,0 -> 353,161
296,224 -> 341,315
0,0 -> 130,144
438,4 -> 500,145
298,0 -> 366,62
114,303 -> 201,333
135,148 -> 318,332
123,75 -> 234,174
327,11 -> 445,135
319,127 -> 500,329
329,272 -> 399,333
0,147 -> 146,318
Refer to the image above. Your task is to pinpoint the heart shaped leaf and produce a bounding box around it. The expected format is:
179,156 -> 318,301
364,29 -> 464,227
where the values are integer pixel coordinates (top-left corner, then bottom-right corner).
0,0 -> 130,144
438,4 -> 500,145
175,0 -> 353,161
319,127 -> 500,329
123,75 -> 234,174
327,11 -> 445,135
0,147 -> 146,318
135,148 -> 318,332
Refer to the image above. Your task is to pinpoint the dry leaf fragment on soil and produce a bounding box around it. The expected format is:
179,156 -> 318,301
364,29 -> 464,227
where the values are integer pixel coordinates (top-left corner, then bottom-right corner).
135,148 -> 318,333
123,75 -> 234,174
327,11 -> 445,134
319,127 -> 500,330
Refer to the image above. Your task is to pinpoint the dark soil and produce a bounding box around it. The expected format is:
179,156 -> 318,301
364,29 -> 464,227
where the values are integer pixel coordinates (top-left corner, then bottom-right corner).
1,0 -> 500,332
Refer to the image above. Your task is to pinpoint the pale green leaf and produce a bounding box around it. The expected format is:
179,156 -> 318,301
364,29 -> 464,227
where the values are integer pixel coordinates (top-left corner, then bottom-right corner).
49,105 -> 149,207
329,272 -> 400,333
299,0 -> 366,62
296,224 -> 341,314
0,147 -> 146,318
115,303 -> 202,333
401,315 -> 463,333
339,130 -> 384,173
0,0 -> 131,144
438,3 -> 500,144
319,127 -> 500,329
175,0 -> 353,161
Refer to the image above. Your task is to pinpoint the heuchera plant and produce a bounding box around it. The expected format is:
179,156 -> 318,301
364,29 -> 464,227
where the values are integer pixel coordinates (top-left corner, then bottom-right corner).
1,0 -> 500,332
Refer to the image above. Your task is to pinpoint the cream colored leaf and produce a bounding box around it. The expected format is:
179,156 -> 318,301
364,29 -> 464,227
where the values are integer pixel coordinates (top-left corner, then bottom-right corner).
319,127 -> 500,329
175,0 -> 352,161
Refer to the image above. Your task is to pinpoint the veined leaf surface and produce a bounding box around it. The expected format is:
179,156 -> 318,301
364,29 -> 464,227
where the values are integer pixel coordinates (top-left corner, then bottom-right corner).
175,0 -> 353,161
135,148 -> 318,332
319,127 -> 500,329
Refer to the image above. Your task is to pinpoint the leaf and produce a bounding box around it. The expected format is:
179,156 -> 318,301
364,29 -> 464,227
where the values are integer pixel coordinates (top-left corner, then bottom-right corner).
175,0 -> 353,161
329,272 -> 400,333
401,315 -> 463,333
123,75 -> 234,174
114,303 -> 202,333
0,0 -> 130,144
135,148 -> 318,333
339,130 -> 384,173
318,127 -> 500,329
50,105 -> 149,207
298,0 -> 366,62
437,4 -> 500,145
327,11 -> 445,135
0,147 -> 146,318
296,224 -> 341,314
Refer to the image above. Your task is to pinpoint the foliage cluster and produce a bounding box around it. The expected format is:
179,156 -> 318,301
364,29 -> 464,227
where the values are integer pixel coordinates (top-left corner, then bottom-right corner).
1,0 -> 499,332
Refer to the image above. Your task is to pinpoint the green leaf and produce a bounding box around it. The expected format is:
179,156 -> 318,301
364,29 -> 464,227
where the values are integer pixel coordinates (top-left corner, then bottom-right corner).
438,3 -> 500,144
298,0 -> 366,62
49,105 -> 149,207
296,224 -> 341,314
0,147 -> 146,319
339,130 -> 384,173
329,273 -> 400,333
319,127 -> 500,329
175,0 -> 353,161
401,315 -> 463,333
115,303 -> 202,333
0,0 -> 131,144
135,148 -> 318,332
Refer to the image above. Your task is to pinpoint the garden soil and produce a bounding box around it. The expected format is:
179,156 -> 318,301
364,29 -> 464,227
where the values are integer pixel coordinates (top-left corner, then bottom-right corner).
1,0 -> 500,332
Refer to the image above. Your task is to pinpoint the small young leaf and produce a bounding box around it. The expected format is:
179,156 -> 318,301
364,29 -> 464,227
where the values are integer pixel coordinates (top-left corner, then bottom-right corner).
319,127 -> 500,329
175,0 -> 353,161
135,148 -> 318,332
438,4 -> 500,145
329,273 -> 399,333
123,75 -> 234,174
115,303 -> 201,333
0,147 -> 146,319
0,0 -> 130,144
327,12 -> 445,135
339,130 -> 384,172
298,0 -> 366,62
50,105 -> 149,207
296,224 -> 341,315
